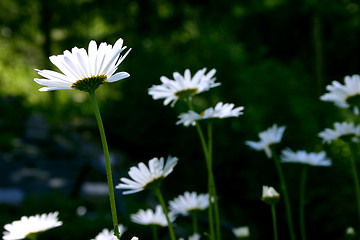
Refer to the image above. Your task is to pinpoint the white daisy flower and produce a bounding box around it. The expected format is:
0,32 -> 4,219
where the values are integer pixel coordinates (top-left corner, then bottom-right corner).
179,233 -> 201,240
232,226 -> 250,239
148,68 -> 220,106
92,225 -> 127,240
176,102 -> 244,126
245,124 -> 286,158
320,74 -> 360,114
280,148 -> 332,167
34,38 -> 131,92
116,156 -> 178,194
261,186 -> 280,205
318,122 -> 360,144
169,191 -> 209,215
2,212 -> 62,240
262,186 -> 280,199
346,226 -> 355,236
131,205 -> 175,227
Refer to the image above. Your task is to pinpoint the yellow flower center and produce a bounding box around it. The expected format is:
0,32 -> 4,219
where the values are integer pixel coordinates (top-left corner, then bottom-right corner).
71,75 -> 107,92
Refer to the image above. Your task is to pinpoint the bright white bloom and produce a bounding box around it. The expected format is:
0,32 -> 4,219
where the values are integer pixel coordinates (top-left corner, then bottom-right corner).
262,186 -> 280,199
169,191 -> 209,215
245,124 -> 286,158
281,148 -> 331,167
116,156 -> 178,194
34,38 -> 131,92
346,226 -> 355,236
92,225 -> 127,240
232,226 -> 250,238
131,205 -> 175,227
320,74 -> 360,114
261,186 -> 280,205
2,212 -> 62,240
148,68 -> 220,106
179,233 -> 201,240
176,102 -> 244,126
318,122 -> 360,144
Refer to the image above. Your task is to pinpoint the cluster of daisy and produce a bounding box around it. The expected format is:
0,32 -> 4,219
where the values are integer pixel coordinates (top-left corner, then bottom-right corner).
1,212 -> 140,240
148,68 -> 244,126
7,34 -> 358,240
21,37 -> 252,240
243,72 -> 360,239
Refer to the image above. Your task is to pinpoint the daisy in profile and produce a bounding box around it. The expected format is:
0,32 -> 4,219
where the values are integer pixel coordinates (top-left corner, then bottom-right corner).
261,186 -> 280,240
232,226 -> 250,239
176,102 -> 244,127
92,225 -> 127,240
245,124 -> 286,158
280,149 -> 332,167
261,186 -> 280,205
34,38 -> 131,92
116,156 -> 178,194
148,68 -> 220,107
169,191 -> 209,215
320,74 -> 360,114
2,212 -> 62,240
34,38 -> 131,240
118,157 -> 178,240
318,122 -> 360,144
131,205 -> 175,227
169,191 -> 209,234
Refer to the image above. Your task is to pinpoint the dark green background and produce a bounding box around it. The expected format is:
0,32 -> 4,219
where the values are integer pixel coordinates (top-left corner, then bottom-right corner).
0,0 -> 359,239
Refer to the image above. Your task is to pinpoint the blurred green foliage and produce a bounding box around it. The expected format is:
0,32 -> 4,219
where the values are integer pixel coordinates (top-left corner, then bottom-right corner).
1,0 -> 360,239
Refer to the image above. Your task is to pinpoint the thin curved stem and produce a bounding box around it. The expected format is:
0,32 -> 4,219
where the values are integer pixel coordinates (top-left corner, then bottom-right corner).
208,122 -> 221,240
191,211 -> 199,234
271,205 -> 279,240
154,187 -> 176,240
88,89 -> 120,239
271,146 -> 296,240
299,165 -> 308,240
186,99 -> 215,240
348,142 -> 360,233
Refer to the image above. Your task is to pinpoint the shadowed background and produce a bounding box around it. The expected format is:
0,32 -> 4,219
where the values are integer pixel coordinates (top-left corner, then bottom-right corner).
0,0 -> 359,239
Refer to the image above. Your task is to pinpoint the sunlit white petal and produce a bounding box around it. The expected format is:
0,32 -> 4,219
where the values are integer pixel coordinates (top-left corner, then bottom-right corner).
149,68 -> 220,106
169,191 -> 209,215
245,124 -> 286,158
2,212 -> 62,240
116,156 -> 178,194
318,122 -> 360,144
131,205 -> 175,227
280,148 -> 332,167
35,38 -> 131,91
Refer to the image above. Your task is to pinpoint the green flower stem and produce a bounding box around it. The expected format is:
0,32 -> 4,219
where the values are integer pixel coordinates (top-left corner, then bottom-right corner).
271,204 -> 279,240
88,89 -> 120,239
299,165 -> 308,240
27,234 -> 37,240
347,142 -> 360,232
152,225 -> 159,240
191,211 -> 199,234
271,146 -> 296,240
208,122 -> 221,240
153,187 -> 176,240
186,99 -> 216,240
